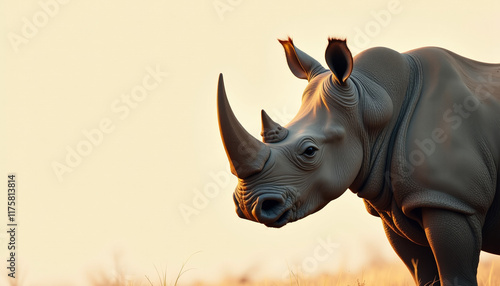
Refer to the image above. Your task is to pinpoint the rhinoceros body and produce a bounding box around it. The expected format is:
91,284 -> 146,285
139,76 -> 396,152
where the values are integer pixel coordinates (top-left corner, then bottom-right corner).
217,38 -> 500,285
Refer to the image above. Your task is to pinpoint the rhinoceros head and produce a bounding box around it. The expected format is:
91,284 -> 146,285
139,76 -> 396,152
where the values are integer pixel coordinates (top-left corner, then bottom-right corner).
218,38 -> 374,228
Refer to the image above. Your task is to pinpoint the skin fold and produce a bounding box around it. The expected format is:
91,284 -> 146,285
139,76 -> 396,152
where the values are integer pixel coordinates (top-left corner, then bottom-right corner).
217,37 -> 500,286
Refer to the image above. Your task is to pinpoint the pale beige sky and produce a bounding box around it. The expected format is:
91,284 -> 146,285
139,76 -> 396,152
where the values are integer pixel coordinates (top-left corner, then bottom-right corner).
1,0 -> 500,285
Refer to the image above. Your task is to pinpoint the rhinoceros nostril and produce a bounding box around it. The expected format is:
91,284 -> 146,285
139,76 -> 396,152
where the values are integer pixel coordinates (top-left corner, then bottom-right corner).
262,199 -> 282,213
252,194 -> 289,226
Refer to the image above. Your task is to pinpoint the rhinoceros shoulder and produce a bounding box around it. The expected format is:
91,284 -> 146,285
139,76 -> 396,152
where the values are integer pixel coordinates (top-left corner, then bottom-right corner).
389,46 -> 500,221
353,46 -> 411,88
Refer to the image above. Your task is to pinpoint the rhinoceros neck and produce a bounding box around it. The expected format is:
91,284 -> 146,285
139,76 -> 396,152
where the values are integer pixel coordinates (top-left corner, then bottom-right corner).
350,53 -> 423,211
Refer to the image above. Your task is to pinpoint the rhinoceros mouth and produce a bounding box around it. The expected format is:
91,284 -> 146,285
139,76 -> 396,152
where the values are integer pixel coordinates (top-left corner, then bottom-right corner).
233,186 -> 298,228
264,208 -> 292,228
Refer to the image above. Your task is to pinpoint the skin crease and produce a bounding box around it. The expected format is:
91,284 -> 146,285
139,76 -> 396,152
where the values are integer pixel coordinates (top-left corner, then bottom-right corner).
233,71 -> 364,227
218,38 -> 500,285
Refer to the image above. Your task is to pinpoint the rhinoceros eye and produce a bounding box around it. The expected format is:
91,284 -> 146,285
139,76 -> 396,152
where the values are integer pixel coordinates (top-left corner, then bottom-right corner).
302,146 -> 318,157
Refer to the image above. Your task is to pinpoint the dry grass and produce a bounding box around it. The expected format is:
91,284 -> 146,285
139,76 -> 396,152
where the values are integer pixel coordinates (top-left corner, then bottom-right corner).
88,256 -> 500,286
188,258 -> 500,286
190,260 -> 414,286
5,255 -> 499,285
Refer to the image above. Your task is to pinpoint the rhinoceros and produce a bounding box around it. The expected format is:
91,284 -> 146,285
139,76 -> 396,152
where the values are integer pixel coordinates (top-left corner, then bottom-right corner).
216,37 -> 500,285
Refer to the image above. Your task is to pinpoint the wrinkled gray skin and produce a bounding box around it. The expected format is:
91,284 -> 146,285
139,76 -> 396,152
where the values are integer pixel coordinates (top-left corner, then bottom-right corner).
217,37 -> 500,286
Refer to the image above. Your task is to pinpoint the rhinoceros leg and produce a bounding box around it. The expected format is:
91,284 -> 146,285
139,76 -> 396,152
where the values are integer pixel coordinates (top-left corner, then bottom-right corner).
422,208 -> 481,286
383,223 -> 439,285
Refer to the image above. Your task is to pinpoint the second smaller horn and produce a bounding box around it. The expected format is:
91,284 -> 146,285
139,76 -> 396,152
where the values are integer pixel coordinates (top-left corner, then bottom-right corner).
261,110 -> 289,143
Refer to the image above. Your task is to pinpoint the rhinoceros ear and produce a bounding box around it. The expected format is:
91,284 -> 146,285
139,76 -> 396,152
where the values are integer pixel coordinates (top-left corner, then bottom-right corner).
325,38 -> 353,85
279,37 -> 327,81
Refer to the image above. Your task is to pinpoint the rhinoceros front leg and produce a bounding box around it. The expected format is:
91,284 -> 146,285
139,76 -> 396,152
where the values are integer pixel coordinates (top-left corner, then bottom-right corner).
422,208 -> 482,286
383,222 -> 439,285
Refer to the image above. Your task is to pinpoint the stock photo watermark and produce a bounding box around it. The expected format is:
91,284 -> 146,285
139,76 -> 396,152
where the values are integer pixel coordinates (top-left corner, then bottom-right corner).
213,0 -> 244,21
7,0 -> 71,53
212,0 -> 404,42
178,106 -> 295,224
282,235 -> 340,280
351,0 -> 403,50
389,73 -> 500,183
51,64 -> 168,183
5,174 -> 18,280
178,167 -> 232,224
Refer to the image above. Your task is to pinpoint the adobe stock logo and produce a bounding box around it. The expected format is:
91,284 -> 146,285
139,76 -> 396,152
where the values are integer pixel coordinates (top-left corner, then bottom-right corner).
178,168 -> 232,224
388,73 -> 499,185
282,235 -> 340,280
178,107 -> 294,224
51,65 -> 168,183
351,0 -> 403,50
7,0 -> 71,53
213,0 -> 243,21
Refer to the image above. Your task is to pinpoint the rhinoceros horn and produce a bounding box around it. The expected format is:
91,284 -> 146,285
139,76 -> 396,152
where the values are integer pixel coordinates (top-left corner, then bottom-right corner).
261,110 -> 288,143
217,74 -> 271,179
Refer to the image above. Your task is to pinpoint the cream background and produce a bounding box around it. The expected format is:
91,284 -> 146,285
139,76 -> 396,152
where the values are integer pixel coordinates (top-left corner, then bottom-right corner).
1,0 -> 499,285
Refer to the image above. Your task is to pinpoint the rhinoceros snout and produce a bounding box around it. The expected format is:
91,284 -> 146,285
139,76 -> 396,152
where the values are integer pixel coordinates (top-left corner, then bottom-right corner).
234,192 -> 292,228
